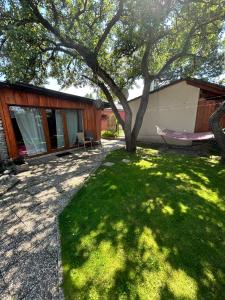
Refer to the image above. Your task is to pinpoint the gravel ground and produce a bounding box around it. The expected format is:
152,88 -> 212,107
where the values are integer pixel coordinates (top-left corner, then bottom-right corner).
0,140 -> 124,300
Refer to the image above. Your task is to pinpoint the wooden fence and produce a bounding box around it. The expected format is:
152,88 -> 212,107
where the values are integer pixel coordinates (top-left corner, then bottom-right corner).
195,99 -> 225,132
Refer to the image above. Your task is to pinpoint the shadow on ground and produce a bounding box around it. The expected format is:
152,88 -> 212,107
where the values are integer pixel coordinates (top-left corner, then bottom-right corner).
0,140 -> 124,298
60,148 -> 225,299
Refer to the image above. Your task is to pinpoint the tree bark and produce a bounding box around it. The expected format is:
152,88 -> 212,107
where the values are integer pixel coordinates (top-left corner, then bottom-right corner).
124,129 -> 137,152
209,101 -> 225,163
93,77 -> 136,152
129,36 -> 152,150
131,78 -> 151,143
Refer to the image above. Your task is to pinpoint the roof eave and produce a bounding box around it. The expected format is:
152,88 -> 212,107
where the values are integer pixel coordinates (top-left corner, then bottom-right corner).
128,78 -> 225,102
0,81 -> 95,104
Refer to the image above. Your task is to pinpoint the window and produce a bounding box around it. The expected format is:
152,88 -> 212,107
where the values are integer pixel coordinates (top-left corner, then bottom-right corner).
46,109 -> 65,149
10,106 -> 47,156
78,110 -> 83,132
10,105 -> 85,156
65,110 -> 78,146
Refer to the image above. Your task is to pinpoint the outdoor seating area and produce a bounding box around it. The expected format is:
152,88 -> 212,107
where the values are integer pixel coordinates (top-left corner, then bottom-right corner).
77,131 -> 102,150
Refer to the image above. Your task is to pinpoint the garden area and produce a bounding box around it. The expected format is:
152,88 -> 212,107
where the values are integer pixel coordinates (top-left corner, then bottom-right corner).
59,148 -> 225,299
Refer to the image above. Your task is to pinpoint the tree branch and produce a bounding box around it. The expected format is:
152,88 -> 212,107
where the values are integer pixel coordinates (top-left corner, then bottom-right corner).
67,0 -> 88,31
21,0 -> 131,117
132,37 -> 152,138
21,0 -> 132,131
39,45 -> 77,58
155,7 -> 225,79
23,0 -> 90,58
94,0 -> 124,54
83,75 -> 125,129
0,37 -> 7,50
49,0 -> 59,25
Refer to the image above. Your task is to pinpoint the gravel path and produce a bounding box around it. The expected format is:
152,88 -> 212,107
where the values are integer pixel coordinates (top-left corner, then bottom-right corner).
0,140 -> 124,299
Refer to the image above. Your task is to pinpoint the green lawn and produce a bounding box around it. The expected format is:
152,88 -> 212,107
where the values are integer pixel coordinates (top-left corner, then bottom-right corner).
59,148 -> 225,300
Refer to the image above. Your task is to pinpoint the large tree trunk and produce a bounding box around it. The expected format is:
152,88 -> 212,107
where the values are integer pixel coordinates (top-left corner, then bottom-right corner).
209,101 -> 225,163
131,78 -> 151,141
123,104 -> 136,152
96,79 -> 136,152
123,88 -> 150,153
124,129 -> 137,152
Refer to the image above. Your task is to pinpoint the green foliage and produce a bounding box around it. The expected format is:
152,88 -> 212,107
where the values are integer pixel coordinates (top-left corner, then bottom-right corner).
116,0 -> 225,84
0,0 -> 120,86
101,130 -> 118,139
0,0 -> 224,89
59,148 -> 225,299
84,93 -> 94,99
0,0 -> 224,151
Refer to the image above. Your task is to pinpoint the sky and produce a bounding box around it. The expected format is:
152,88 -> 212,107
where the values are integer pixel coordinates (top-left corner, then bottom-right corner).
45,75 -> 225,100
45,78 -> 144,100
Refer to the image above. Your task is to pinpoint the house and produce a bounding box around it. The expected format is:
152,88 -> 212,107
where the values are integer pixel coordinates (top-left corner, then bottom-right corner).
101,102 -> 125,131
129,78 -> 225,145
0,82 -> 102,160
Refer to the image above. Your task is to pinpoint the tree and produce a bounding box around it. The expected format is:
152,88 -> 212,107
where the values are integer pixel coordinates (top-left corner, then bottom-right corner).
0,0 -> 225,152
84,92 -> 96,99
209,101 -> 225,163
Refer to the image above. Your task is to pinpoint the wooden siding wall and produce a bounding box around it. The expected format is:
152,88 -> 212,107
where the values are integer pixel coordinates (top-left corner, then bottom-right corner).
195,98 -> 225,132
0,87 -> 101,159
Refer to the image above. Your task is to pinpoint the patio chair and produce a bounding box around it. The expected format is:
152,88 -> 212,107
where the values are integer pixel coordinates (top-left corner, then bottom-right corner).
77,132 -> 92,149
85,131 -> 94,148
85,131 -> 102,148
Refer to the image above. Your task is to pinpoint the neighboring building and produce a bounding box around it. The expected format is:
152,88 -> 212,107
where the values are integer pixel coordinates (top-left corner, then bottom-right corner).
129,78 -> 225,145
0,82 -> 102,160
101,102 -> 125,131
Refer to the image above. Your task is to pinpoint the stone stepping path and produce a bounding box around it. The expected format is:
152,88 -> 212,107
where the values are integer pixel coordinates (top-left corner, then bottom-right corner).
122,159 -> 131,163
103,162 -> 115,167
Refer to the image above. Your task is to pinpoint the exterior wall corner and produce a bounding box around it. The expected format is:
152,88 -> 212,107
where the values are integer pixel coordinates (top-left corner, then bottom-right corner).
129,81 -> 200,146
0,116 -> 9,160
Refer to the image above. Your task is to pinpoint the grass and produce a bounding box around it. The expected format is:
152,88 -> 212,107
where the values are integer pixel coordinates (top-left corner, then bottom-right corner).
59,148 -> 225,299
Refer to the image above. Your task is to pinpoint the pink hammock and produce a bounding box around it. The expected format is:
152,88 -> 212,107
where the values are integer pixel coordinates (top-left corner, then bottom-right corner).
156,126 -> 215,141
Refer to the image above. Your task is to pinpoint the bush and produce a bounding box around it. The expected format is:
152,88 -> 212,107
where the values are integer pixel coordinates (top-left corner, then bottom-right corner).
101,130 -> 118,139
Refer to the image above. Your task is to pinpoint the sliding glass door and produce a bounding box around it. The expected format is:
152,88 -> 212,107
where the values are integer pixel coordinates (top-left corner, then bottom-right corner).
65,110 -> 78,146
46,109 -> 65,149
56,110 -> 65,148
10,105 -> 85,157
10,106 -> 47,156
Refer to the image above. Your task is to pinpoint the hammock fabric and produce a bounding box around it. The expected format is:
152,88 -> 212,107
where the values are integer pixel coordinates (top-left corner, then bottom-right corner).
156,126 -> 214,141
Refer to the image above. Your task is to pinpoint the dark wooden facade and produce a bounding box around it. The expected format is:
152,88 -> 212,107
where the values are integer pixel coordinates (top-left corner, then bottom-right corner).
192,81 -> 225,133
0,86 -> 101,159
195,98 -> 225,132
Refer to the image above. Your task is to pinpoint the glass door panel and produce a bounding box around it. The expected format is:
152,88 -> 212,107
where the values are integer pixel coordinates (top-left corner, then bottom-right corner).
55,110 -> 65,148
46,109 -> 65,149
65,110 -> 78,146
78,110 -> 84,132
10,106 -> 47,156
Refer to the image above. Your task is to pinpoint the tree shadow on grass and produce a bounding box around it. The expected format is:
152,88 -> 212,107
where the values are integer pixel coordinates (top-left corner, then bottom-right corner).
59,149 -> 225,299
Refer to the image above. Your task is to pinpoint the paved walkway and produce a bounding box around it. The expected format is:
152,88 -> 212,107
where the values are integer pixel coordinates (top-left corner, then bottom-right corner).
0,140 -> 124,299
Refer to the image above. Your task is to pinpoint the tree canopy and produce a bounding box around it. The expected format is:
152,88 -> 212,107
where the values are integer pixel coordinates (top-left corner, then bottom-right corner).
1,1 -> 224,85
0,0 -> 225,151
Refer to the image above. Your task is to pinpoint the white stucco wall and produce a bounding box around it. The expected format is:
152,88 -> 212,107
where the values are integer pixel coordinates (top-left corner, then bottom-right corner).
129,81 -> 200,145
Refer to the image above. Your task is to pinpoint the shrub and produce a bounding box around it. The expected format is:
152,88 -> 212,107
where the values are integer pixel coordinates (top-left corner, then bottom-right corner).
101,130 -> 118,139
